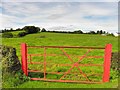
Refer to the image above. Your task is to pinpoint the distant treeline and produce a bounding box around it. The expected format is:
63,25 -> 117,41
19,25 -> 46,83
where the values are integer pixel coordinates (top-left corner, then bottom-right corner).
1,26 -> 108,35
45,30 -> 108,34
0,28 -> 22,33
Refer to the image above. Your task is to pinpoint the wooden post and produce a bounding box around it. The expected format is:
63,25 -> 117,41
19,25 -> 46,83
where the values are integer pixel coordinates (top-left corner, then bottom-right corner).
21,43 -> 28,76
103,44 -> 112,82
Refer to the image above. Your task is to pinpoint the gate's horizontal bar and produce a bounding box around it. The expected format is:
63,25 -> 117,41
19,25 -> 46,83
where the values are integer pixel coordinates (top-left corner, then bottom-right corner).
30,78 -> 103,84
27,62 -> 103,66
27,46 -> 105,49
27,54 -> 104,58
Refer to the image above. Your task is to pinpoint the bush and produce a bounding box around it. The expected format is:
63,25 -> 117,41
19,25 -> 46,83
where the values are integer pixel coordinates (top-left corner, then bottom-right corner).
2,70 -> 30,87
23,26 -> 40,34
17,32 -> 27,37
13,70 -> 30,86
2,32 -> 13,38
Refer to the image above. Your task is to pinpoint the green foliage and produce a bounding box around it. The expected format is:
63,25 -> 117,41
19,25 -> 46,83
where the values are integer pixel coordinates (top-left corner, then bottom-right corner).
41,28 -> 46,32
23,26 -> 40,34
2,32 -> 13,38
88,31 -> 96,34
96,30 -> 106,34
1,28 -> 22,33
16,28 -> 22,31
107,33 -> 114,37
110,69 -> 118,80
73,30 -> 83,34
15,70 -> 30,85
17,32 -> 27,37
2,70 -> 30,88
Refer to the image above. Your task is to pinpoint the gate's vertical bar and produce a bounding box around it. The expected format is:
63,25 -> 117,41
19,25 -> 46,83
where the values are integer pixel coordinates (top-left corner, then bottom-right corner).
44,47 -> 46,79
21,43 -> 28,76
103,44 -> 112,82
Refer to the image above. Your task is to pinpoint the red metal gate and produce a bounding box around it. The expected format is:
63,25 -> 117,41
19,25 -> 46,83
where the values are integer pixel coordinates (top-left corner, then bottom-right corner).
21,43 -> 112,84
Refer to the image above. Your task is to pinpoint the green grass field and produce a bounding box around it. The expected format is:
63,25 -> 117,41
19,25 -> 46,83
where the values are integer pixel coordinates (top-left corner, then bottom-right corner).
2,32 -> 118,88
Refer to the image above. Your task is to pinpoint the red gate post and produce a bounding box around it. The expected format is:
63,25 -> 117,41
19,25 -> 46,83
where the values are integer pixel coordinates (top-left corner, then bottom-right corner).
21,43 -> 28,76
103,44 -> 112,82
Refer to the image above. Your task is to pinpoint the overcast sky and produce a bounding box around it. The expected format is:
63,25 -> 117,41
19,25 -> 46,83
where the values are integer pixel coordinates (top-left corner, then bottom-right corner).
0,0 -> 118,33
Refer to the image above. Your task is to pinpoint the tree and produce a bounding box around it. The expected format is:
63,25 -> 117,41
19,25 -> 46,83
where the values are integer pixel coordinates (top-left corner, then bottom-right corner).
16,28 -> 22,31
74,30 -> 83,34
41,28 -> 46,32
88,31 -> 96,34
97,30 -> 100,34
100,30 -> 103,34
17,32 -> 27,37
22,26 -> 40,34
10,28 -> 13,31
97,30 -> 106,34
103,31 -> 106,34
